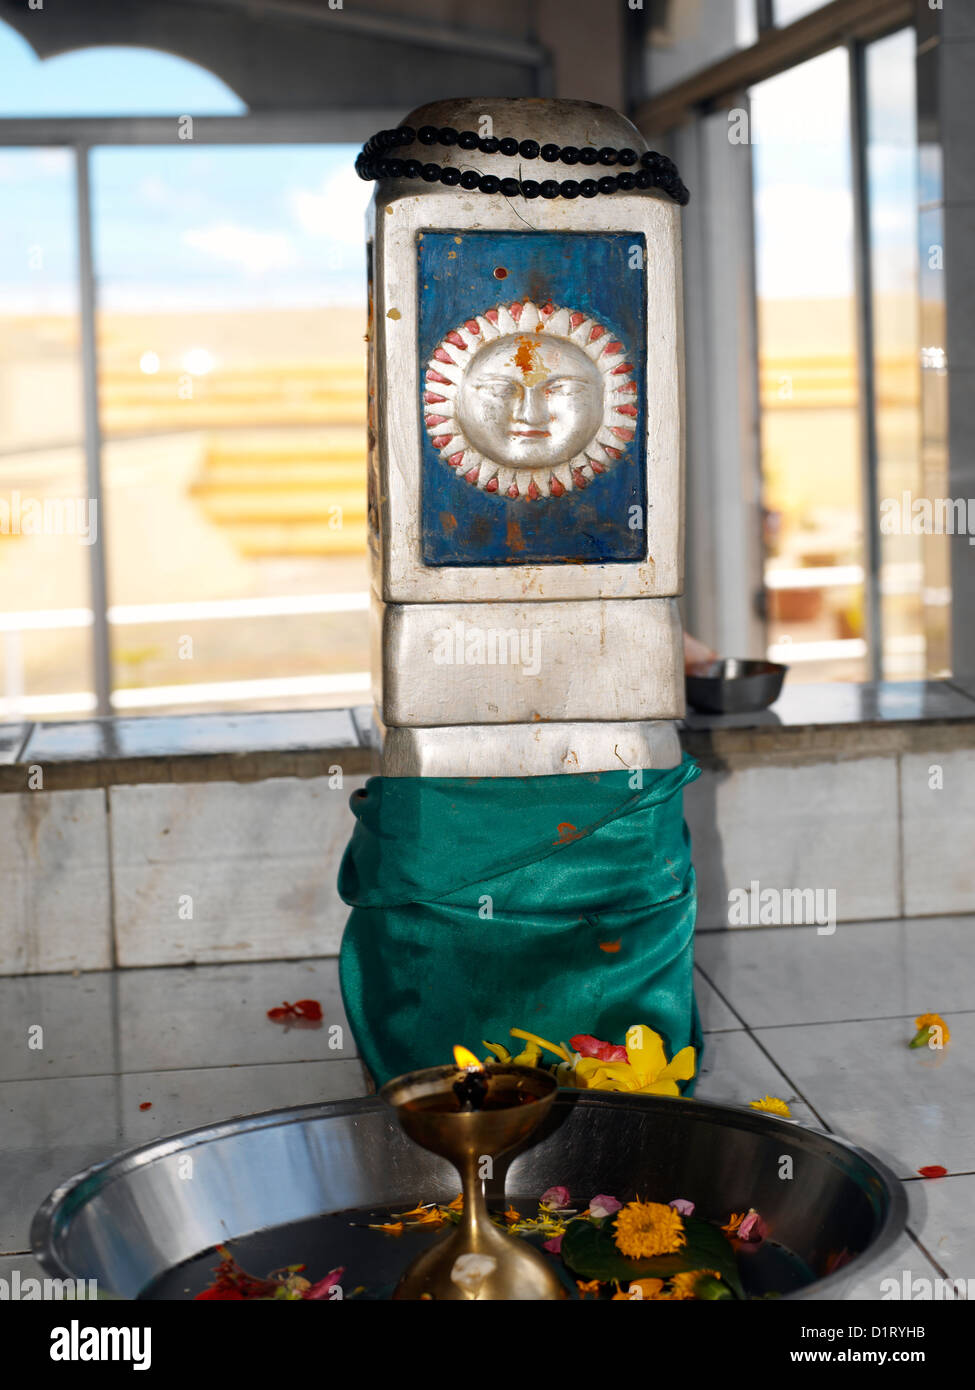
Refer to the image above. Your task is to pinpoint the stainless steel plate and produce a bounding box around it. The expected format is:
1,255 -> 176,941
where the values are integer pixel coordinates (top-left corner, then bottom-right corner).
685,658 -> 788,714
32,1092 -> 905,1301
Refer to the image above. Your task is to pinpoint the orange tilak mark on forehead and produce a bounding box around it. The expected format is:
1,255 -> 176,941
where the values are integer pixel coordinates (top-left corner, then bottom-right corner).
512,335 -> 541,376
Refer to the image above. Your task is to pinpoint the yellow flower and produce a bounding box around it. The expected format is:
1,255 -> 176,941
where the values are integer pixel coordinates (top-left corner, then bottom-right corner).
509,1029 -> 572,1065
722,1211 -> 744,1235
749,1094 -> 791,1117
572,1025 -> 695,1096
911,1013 -> 950,1049
482,1040 -> 511,1063
669,1270 -> 720,1300
445,1193 -> 464,1212
614,1200 -> 686,1259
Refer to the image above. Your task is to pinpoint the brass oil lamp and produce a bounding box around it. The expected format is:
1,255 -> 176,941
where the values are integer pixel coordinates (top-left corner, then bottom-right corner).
380,1046 -> 566,1300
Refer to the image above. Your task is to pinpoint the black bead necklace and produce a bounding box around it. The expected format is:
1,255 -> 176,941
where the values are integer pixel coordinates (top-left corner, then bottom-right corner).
355,124 -> 690,205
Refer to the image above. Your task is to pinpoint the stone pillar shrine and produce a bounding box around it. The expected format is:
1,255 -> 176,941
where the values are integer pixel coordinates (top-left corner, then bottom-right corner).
359,98 -> 689,778
340,98 -> 701,1089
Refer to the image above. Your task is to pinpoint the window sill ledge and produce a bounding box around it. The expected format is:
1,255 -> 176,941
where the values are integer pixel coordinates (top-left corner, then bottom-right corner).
1,680 -> 974,791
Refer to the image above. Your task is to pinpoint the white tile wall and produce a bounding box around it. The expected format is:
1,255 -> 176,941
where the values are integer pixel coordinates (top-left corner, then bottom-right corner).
901,750 -> 975,916
0,790 -> 111,976
109,775 -> 365,967
685,758 -> 900,929
0,742 -> 966,974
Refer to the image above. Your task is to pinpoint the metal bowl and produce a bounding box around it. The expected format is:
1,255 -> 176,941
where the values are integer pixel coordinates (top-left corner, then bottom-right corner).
685,658 -> 787,714
32,1092 -> 904,1301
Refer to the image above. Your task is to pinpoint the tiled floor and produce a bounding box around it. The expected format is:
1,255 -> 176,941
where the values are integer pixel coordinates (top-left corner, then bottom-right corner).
2,916 -> 970,1299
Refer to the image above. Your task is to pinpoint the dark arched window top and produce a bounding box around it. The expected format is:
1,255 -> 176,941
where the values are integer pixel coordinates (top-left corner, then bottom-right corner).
0,23 -> 247,116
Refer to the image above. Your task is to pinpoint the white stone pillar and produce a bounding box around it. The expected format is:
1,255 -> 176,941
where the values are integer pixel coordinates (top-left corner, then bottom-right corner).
362,99 -> 688,776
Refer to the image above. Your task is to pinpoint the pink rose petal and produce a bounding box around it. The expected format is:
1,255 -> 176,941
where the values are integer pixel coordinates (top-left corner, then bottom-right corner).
542,1235 -> 563,1254
540,1185 -> 571,1210
737,1210 -> 767,1244
589,1194 -> 622,1219
669,1198 -> 695,1216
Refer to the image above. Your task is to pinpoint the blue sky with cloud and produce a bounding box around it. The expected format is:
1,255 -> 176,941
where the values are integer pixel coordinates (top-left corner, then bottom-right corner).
0,21 -> 371,310
751,36 -> 918,300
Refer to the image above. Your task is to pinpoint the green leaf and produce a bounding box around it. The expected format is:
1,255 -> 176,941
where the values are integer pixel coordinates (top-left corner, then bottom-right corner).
696,1275 -> 733,1300
561,1216 -> 743,1299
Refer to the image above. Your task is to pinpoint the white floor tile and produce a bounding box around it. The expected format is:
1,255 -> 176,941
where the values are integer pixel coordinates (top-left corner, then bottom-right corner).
906,1172 -> 975,1289
696,1029 -> 819,1126
694,965 -> 742,1031
752,1013 -> 973,1179
840,1228 -> 944,1301
0,1074 -> 122,1252
0,1252 -> 46,1282
696,916 -> 975,1028
0,972 -> 116,1081
118,958 -> 354,1073
119,1060 -> 368,1141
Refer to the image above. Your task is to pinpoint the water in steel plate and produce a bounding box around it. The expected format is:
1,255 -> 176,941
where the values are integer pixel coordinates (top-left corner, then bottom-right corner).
137,1202 -> 816,1301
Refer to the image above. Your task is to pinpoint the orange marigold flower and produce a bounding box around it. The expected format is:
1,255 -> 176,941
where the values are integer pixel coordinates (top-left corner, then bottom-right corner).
614,1200 -> 686,1259
408,1208 -> 446,1227
722,1211 -> 745,1235
576,1279 -> 602,1299
911,1013 -> 950,1049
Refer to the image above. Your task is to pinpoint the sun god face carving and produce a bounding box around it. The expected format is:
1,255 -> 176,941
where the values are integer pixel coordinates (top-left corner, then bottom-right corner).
457,335 -> 604,469
423,299 -> 638,502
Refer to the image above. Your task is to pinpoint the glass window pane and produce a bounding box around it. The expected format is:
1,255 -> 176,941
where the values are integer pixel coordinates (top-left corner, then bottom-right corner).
866,28 -> 928,680
0,148 -> 94,719
91,145 -> 372,714
751,48 -> 868,682
774,0 -> 829,25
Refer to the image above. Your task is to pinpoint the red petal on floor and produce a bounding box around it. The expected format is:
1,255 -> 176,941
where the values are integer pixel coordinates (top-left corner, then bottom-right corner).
139,1102 -> 152,1111
598,940 -> 622,953
917,1165 -> 948,1178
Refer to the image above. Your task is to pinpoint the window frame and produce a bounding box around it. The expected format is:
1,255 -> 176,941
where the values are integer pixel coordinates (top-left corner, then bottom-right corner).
638,1 -> 924,681
0,111 -> 400,716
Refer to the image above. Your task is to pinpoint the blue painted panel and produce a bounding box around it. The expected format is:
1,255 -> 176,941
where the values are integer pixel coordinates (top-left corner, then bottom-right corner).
418,230 -> 647,567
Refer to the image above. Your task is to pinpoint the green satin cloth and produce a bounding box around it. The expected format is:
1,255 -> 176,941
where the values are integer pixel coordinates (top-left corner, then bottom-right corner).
337,755 -> 703,1090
